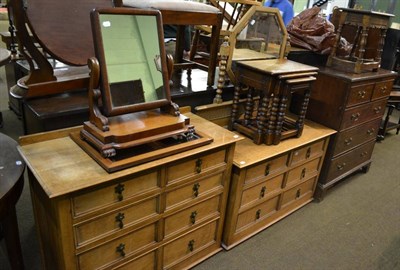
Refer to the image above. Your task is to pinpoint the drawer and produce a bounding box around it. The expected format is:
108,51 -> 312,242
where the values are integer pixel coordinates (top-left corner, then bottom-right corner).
285,158 -> 321,188
289,139 -> 325,167
341,99 -> 387,130
78,223 -> 157,270
72,171 -> 159,217
164,195 -> 221,238
324,140 -> 375,184
240,174 -> 284,208
281,177 -> 316,209
165,173 -> 223,210
115,251 -> 156,270
236,196 -> 279,232
332,118 -> 381,157
371,80 -> 393,100
347,83 -> 373,107
166,149 -> 226,184
74,196 -> 158,247
244,153 -> 288,184
163,220 -> 218,268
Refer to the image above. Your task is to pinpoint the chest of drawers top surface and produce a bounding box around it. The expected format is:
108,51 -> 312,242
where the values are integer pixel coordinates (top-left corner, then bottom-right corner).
317,67 -> 397,83
233,119 -> 335,168
18,113 -> 242,198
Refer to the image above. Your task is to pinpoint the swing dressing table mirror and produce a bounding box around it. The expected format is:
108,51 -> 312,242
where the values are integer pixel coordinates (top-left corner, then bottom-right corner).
71,8 -> 212,172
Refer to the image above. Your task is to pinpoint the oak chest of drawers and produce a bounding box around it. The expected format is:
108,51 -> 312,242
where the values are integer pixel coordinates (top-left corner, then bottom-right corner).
304,67 -> 397,200
18,113 -> 241,270
222,120 -> 335,249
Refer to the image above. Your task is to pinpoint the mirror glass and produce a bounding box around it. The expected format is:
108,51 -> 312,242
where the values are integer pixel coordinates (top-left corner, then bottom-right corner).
99,14 -> 167,108
233,10 -> 285,61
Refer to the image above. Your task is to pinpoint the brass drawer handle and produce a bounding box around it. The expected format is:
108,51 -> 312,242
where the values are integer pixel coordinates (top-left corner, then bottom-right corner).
115,183 -> 125,201
337,163 -> 346,171
190,211 -> 197,224
264,164 -> 270,176
193,183 -> 200,197
360,151 -> 368,157
380,85 -> 387,93
301,168 -> 306,179
344,137 -> 353,145
366,128 -> 375,135
296,189 -> 301,199
351,113 -> 360,121
115,212 -> 125,229
374,106 -> 382,114
188,240 -> 195,252
116,243 -> 125,257
195,158 -> 202,173
260,186 -> 267,198
256,209 -> 261,220
306,147 -> 311,159
358,90 -> 366,98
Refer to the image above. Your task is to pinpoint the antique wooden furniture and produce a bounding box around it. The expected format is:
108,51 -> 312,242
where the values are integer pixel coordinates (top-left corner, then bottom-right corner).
18,113 -> 241,270
229,59 -> 318,145
327,7 -> 394,74
304,67 -> 397,200
116,0 -> 222,87
0,48 -> 11,127
0,133 -> 26,270
378,89 -> 400,140
72,8 -> 213,172
222,119 -> 335,249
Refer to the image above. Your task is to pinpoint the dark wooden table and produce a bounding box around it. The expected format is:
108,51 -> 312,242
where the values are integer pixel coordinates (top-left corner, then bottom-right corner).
0,48 -> 11,127
0,132 -> 26,270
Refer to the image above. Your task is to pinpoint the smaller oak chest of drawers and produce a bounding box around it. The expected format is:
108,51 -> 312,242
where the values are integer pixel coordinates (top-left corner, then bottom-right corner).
304,67 -> 397,200
18,113 -> 241,270
222,120 -> 335,249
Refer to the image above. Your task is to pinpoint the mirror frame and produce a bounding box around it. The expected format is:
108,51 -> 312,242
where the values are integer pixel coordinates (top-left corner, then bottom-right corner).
90,7 -> 172,117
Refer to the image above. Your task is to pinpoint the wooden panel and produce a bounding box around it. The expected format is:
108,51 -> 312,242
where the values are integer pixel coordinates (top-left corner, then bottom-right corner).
332,118 -> 381,157
165,173 -> 223,210
77,223 -> 157,270
74,196 -> 158,247
72,171 -> 159,217
244,154 -> 288,184
166,149 -> 226,184
164,195 -> 221,238
240,174 -> 284,208
371,80 -> 393,100
347,83 -> 374,107
289,139 -> 324,166
163,220 -> 218,268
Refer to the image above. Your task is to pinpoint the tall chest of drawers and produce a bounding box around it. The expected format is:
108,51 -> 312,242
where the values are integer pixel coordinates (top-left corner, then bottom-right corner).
18,113 -> 241,270
304,67 -> 397,200
222,120 -> 335,249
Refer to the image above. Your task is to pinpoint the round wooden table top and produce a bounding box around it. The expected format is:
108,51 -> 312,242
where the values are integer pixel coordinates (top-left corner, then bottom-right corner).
0,133 -> 25,217
0,48 -> 11,66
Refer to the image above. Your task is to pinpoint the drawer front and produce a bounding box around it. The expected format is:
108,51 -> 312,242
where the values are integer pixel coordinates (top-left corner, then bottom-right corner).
163,220 -> 218,268
281,177 -> 316,209
78,223 -> 156,270
289,139 -> 325,167
241,174 -> 284,208
332,118 -> 381,157
324,140 -> 375,183
341,99 -> 387,130
164,195 -> 221,238
165,173 -> 223,210
72,171 -> 159,217
166,150 -> 226,184
236,196 -> 279,232
244,154 -> 288,184
74,196 -> 158,247
115,251 -> 156,270
347,83 -> 374,107
371,80 -> 393,100
286,158 -> 321,188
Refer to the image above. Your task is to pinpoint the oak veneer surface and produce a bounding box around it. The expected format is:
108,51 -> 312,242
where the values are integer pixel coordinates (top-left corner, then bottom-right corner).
18,113 -> 242,198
